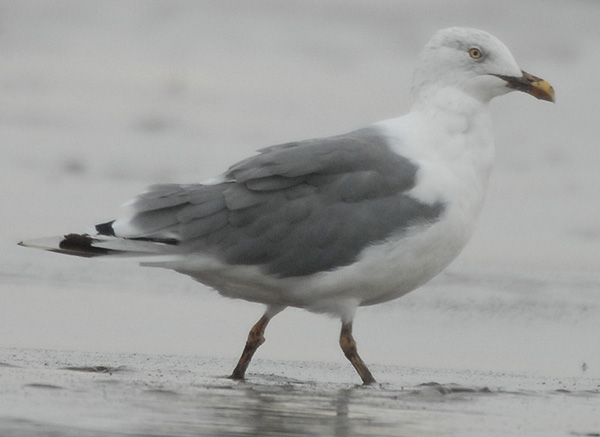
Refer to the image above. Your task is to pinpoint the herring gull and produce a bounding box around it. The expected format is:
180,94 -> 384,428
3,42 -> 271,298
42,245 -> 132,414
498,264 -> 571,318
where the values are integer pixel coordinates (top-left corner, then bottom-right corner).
20,27 -> 555,384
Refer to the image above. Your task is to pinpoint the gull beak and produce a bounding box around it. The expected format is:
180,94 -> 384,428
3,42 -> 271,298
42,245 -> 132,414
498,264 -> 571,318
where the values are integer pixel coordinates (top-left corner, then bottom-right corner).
495,70 -> 555,103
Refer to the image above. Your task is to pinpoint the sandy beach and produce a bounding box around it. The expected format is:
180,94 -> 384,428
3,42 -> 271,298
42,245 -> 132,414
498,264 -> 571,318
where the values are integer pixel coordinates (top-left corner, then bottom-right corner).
1,345 -> 599,436
2,1 -> 600,435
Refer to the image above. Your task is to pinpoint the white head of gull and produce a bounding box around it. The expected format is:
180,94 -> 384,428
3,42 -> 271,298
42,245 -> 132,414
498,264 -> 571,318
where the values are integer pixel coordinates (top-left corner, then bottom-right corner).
20,27 -> 554,384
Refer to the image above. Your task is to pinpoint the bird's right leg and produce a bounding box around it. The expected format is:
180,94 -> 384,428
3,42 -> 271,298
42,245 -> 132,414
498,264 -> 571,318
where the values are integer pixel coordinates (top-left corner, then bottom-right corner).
339,321 -> 376,385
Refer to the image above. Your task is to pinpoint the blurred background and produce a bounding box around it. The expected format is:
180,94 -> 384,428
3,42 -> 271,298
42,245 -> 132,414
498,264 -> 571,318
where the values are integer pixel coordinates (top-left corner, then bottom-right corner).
1,0 -> 599,376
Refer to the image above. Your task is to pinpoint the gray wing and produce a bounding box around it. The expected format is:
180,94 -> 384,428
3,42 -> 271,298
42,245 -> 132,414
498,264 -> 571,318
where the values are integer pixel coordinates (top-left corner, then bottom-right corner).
103,127 -> 444,277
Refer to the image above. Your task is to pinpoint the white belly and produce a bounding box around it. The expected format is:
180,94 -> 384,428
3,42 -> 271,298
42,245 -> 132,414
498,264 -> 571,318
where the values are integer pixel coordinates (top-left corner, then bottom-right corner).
291,197 -> 478,311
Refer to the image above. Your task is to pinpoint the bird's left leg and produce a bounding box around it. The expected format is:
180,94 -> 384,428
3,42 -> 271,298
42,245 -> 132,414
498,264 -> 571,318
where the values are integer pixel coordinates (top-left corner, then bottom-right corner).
229,305 -> 284,380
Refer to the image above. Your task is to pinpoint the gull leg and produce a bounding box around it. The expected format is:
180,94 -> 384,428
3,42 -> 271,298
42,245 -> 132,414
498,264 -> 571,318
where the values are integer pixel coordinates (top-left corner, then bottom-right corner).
230,306 -> 282,380
339,321 -> 376,385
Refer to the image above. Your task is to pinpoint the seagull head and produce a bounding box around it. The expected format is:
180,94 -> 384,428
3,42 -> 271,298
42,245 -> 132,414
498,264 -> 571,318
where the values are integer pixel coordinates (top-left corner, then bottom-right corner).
411,27 -> 555,105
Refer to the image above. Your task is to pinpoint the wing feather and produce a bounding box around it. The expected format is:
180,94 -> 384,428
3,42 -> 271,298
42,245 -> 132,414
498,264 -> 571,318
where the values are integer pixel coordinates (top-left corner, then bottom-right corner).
100,126 -> 444,277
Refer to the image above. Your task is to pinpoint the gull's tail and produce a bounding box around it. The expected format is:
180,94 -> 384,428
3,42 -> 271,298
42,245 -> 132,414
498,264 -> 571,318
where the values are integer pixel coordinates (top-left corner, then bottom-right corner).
18,223 -> 179,259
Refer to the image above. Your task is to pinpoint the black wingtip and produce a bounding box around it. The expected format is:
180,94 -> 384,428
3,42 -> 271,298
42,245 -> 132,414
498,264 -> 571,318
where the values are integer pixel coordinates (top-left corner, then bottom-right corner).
57,233 -> 115,258
95,220 -> 116,236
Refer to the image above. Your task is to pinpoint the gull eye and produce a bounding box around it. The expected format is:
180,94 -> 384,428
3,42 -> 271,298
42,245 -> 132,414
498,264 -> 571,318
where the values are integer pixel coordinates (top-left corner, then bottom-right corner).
468,47 -> 483,59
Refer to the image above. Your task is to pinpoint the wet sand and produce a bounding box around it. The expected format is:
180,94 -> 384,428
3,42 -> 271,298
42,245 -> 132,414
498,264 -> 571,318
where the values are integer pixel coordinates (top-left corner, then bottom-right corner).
2,347 -> 599,437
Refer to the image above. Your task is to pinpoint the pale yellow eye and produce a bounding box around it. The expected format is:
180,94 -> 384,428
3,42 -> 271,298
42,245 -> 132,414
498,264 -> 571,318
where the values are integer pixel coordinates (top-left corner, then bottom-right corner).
469,47 -> 483,59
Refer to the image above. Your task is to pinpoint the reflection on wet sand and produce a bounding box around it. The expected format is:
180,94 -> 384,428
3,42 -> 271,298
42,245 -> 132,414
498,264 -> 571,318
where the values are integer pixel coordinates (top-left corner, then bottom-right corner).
1,349 -> 599,436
